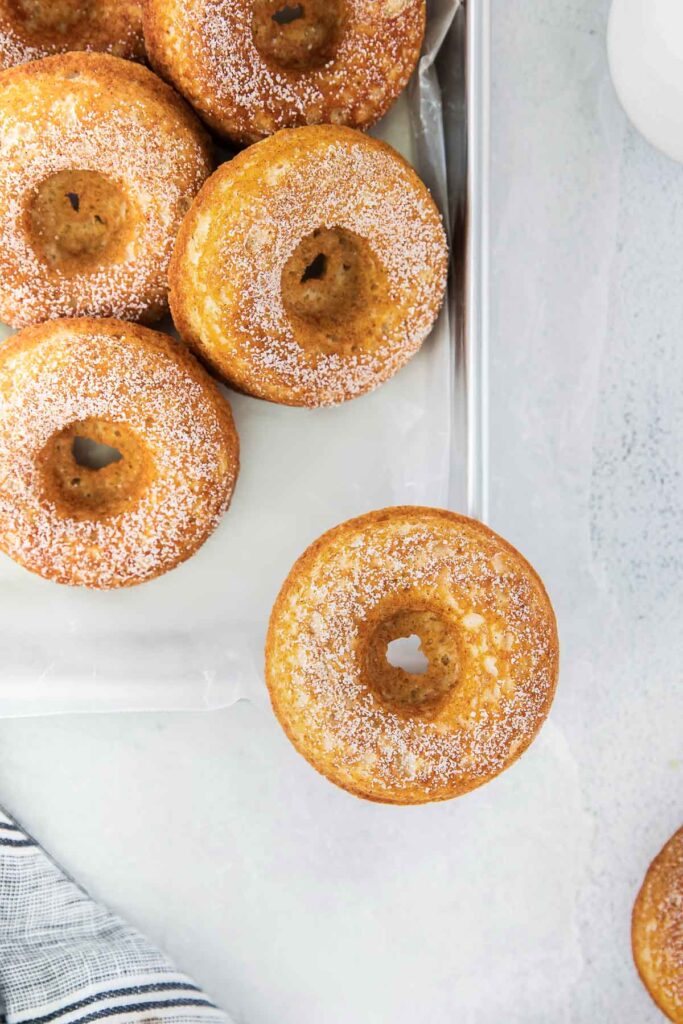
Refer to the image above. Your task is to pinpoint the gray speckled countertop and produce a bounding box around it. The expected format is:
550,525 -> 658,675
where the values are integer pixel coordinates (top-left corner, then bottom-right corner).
0,2 -> 681,1020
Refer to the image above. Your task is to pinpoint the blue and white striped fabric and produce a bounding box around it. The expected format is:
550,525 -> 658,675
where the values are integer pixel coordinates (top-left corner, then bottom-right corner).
0,809 -> 230,1024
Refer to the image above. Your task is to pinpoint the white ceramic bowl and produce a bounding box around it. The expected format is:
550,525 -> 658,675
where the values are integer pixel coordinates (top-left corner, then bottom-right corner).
608,0 -> 683,162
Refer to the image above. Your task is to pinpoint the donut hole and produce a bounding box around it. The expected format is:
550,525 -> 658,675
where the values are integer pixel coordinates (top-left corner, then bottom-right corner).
364,609 -> 461,715
27,170 -> 132,274
71,436 -> 123,471
251,0 -> 344,71
386,635 -> 429,675
301,252 -> 327,282
6,0 -> 93,37
38,418 -> 151,521
281,226 -> 388,352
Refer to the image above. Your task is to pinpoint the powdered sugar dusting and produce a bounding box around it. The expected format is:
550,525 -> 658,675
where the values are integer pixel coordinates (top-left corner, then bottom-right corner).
0,320 -> 239,589
635,827 -> 683,1018
0,55 -> 211,327
0,3 -> 145,70
147,0 -> 424,141
176,128 -> 448,406
267,509 -> 559,801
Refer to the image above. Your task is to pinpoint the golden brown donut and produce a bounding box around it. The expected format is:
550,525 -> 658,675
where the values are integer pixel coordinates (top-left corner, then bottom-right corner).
266,507 -> 560,804
144,0 -> 426,144
0,318 -> 239,589
170,125 -> 448,408
0,52 -> 212,328
0,0 -> 145,70
633,827 -> 683,1022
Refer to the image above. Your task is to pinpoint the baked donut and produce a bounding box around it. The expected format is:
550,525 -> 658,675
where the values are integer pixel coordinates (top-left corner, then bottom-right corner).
170,125 -> 448,408
144,0 -> 426,144
0,52 -> 212,328
0,317 -> 239,589
633,827 -> 683,1022
0,1 -> 145,70
266,507 -> 559,804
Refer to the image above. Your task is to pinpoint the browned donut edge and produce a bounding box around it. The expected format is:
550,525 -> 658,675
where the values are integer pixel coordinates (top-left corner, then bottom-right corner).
632,827 -> 683,1023
0,0 -> 146,71
0,50 -> 212,142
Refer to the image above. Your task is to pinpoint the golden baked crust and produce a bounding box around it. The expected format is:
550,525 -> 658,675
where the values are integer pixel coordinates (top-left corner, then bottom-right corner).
633,827 -> 683,1022
0,317 -> 239,589
144,0 -> 426,144
0,52 -> 213,328
265,507 -> 560,804
0,0 -> 145,70
170,125 -> 448,408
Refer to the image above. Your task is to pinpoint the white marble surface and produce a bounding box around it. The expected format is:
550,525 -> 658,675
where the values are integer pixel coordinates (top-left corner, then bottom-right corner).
1,1 -> 682,1020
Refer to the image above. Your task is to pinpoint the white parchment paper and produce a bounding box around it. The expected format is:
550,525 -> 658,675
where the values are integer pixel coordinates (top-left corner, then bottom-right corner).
0,0 -> 461,715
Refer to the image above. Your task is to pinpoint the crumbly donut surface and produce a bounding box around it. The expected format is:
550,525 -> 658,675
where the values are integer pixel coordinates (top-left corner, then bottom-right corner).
266,507 -> 560,804
0,52 -> 212,327
0,0 -> 145,70
144,0 -> 426,143
170,125 -> 448,408
633,828 -> 683,1022
0,318 -> 239,589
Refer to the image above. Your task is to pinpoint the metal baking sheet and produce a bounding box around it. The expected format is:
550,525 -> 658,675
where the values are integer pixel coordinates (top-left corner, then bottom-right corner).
444,0 -> 490,523
0,0 -> 489,715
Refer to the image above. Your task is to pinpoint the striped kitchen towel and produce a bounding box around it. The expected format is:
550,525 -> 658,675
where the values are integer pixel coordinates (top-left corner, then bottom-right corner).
0,808 -> 231,1024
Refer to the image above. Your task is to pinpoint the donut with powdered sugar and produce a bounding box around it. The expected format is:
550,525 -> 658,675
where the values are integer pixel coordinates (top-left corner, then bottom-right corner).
266,507 -> 560,804
169,125 -> 448,408
633,827 -> 683,1022
0,318 -> 239,589
0,52 -> 212,327
144,0 -> 426,144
